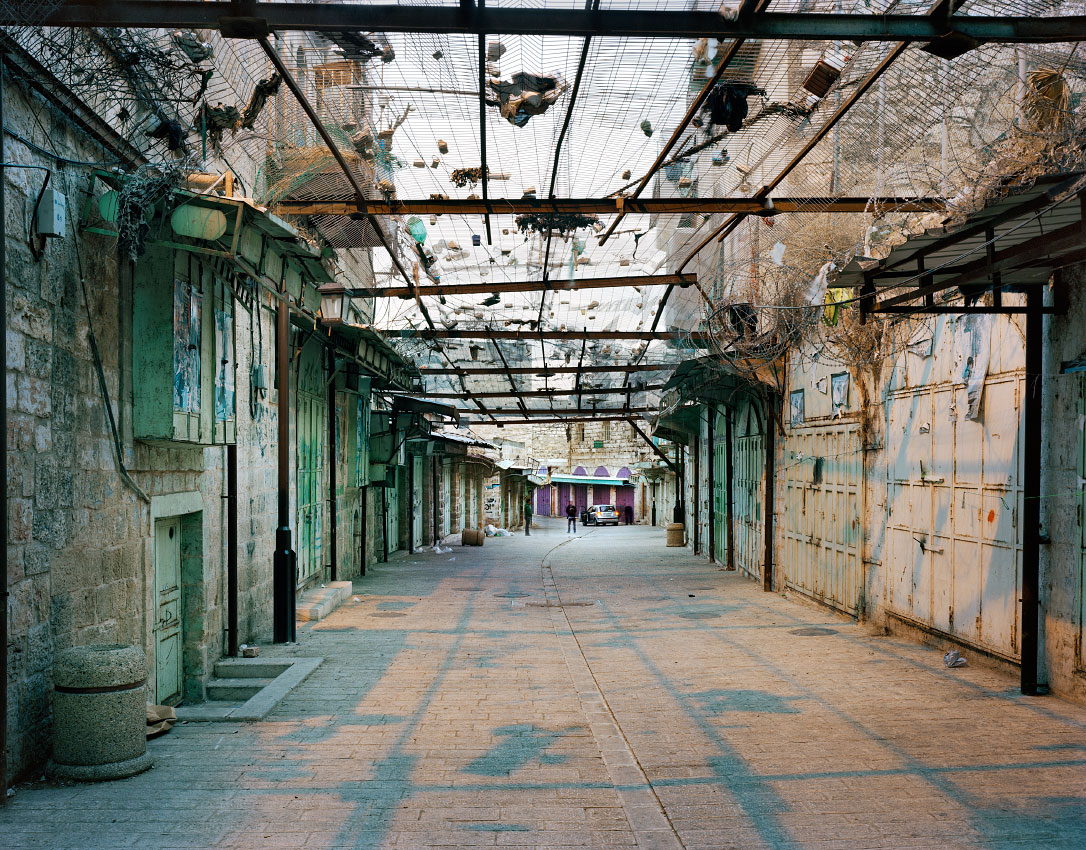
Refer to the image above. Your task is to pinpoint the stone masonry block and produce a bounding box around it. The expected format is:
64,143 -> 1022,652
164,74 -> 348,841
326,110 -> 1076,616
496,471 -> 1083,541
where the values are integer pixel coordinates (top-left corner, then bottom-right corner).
18,374 -> 51,417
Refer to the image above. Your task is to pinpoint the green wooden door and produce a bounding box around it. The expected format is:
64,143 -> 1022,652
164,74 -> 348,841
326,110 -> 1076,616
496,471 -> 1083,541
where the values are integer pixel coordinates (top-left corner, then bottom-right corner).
154,517 -> 182,705
296,340 -> 326,589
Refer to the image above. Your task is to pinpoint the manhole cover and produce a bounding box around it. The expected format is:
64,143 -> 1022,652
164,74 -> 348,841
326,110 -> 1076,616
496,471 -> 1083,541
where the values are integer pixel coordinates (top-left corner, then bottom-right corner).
494,592 -> 531,598
370,612 -> 408,618
636,595 -> 669,601
789,627 -> 837,636
679,611 -> 720,620
452,588 -> 477,592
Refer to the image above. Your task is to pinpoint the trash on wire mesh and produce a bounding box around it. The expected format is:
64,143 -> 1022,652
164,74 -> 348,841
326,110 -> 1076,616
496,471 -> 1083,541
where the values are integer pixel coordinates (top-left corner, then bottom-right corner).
486,72 -> 568,127
943,649 -> 968,668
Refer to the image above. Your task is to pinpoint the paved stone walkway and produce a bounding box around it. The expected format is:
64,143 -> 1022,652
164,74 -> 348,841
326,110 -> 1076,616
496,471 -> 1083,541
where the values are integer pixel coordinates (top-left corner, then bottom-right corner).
5,518 -> 1086,849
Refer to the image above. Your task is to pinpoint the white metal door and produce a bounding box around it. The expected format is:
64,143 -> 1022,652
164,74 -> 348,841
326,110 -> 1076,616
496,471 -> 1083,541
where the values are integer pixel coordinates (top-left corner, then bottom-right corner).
780,421 -> 864,615
154,517 -> 183,705
733,399 -> 765,582
412,455 -> 423,550
885,378 -> 1022,658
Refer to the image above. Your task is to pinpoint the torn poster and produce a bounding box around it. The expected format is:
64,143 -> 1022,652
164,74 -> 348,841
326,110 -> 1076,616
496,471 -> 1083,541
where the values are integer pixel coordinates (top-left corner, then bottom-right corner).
952,314 -> 992,420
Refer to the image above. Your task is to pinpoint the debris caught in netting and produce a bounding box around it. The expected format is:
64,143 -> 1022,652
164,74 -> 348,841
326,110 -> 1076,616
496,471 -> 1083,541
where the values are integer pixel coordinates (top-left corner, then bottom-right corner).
515,213 -> 600,238
485,72 -> 569,128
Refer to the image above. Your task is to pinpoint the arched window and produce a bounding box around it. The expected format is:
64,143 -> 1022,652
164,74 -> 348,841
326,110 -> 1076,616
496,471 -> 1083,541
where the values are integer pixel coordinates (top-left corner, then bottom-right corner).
617,467 -> 632,479
573,466 -> 587,476
594,466 -> 609,477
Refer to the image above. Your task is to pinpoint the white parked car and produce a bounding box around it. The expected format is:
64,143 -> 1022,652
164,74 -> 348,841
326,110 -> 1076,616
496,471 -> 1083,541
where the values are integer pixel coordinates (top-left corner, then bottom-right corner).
585,505 -> 619,526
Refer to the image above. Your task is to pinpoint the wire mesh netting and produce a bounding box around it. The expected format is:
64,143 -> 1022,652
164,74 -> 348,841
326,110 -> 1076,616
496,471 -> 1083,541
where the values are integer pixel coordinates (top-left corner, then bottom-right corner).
8,0 -> 1085,420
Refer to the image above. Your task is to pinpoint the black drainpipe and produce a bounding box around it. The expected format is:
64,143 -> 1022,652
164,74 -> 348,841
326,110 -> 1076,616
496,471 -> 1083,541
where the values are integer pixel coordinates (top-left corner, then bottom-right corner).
359,489 -> 367,577
381,485 -> 389,563
707,408 -> 715,563
763,398 -> 776,593
227,444 -> 239,656
1,48 -> 9,804
1021,285 -> 1044,695
725,406 -> 735,571
326,349 -> 337,582
273,301 -> 295,642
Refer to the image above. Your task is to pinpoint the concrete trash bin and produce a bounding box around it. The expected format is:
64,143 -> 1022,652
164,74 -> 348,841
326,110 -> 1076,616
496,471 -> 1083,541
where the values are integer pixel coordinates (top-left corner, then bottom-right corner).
666,522 -> 686,547
49,644 -> 154,781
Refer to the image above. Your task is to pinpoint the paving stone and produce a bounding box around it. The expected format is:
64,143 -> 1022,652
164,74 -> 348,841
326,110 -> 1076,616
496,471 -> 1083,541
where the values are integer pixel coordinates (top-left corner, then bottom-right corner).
3,519 -> 1086,848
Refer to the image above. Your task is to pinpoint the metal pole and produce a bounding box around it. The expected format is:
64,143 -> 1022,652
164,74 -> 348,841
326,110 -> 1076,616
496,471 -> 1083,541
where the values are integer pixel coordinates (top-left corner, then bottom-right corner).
381,486 -> 389,563
407,454 -> 415,552
726,406 -> 735,571
707,408 -> 715,563
359,487 -> 367,577
327,349 -> 337,582
1021,285 -> 1043,695
1,47 -> 9,806
763,399 -> 776,592
273,301 -> 295,642
227,444 -> 239,656
693,432 -> 700,554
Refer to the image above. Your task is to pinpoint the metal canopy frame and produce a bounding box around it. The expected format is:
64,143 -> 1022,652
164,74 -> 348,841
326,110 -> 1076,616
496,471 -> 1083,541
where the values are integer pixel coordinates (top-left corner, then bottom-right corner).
273,196 -> 942,216
828,173 -> 1086,316
32,4 -> 1086,44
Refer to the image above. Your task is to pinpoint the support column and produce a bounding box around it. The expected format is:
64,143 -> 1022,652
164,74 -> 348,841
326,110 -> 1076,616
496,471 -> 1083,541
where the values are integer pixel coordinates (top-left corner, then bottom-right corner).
227,444 -> 238,656
707,408 -> 715,562
1021,286 -> 1044,695
726,406 -> 735,571
273,301 -> 296,642
327,349 -> 337,581
763,398 -> 775,593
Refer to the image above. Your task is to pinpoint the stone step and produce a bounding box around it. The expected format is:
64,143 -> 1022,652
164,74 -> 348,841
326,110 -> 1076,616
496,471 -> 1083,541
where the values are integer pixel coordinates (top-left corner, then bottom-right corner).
213,658 -> 293,680
296,580 -> 354,623
205,677 -> 275,701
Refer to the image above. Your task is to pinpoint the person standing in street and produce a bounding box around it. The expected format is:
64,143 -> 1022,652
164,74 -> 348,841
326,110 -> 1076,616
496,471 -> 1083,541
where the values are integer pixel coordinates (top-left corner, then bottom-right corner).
565,502 -> 577,533
523,496 -> 533,536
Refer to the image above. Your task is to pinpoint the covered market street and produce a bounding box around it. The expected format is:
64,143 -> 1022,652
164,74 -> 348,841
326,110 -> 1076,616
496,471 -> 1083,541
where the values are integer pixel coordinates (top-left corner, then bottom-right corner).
4,519 -> 1086,850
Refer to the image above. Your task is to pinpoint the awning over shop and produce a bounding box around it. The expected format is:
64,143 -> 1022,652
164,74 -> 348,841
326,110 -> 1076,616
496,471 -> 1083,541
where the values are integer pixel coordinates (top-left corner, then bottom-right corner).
393,395 -> 460,426
550,474 -> 631,486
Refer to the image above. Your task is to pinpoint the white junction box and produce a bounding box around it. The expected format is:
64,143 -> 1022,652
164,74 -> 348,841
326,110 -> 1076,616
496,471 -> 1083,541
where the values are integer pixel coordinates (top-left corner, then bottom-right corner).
36,188 -> 67,238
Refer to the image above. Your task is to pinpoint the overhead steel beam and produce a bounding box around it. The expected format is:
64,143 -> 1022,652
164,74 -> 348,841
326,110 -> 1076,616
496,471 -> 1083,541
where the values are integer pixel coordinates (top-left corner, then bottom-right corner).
627,418 -> 677,472
384,329 -> 710,341
391,384 -> 665,399
273,196 -> 944,216
479,415 -> 650,425
457,406 -> 653,415
420,363 -> 671,375
357,272 -> 691,298
34,5 -> 1086,44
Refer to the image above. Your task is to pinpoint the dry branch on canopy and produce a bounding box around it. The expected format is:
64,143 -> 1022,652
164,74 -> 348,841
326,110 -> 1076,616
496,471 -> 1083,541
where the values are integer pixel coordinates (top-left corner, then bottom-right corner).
450,166 -> 489,188
515,212 -> 600,238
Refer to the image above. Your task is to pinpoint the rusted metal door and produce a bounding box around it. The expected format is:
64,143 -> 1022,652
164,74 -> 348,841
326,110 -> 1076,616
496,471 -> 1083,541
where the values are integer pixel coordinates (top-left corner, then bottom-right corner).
779,421 -> 864,615
732,398 -> 765,582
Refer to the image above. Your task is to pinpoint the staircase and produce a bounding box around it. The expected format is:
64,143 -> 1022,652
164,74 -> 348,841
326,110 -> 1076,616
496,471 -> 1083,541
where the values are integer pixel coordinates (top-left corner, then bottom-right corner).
174,656 -> 323,722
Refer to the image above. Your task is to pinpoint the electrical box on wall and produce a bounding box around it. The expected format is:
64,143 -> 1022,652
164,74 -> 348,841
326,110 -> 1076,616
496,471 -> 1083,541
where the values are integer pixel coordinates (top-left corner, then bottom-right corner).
36,188 -> 67,238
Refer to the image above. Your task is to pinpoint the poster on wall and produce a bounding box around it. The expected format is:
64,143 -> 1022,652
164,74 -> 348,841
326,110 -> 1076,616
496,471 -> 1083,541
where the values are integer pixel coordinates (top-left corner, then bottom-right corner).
831,372 -> 850,417
173,280 -> 202,413
789,389 -> 805,426
214,309 -> 234,421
